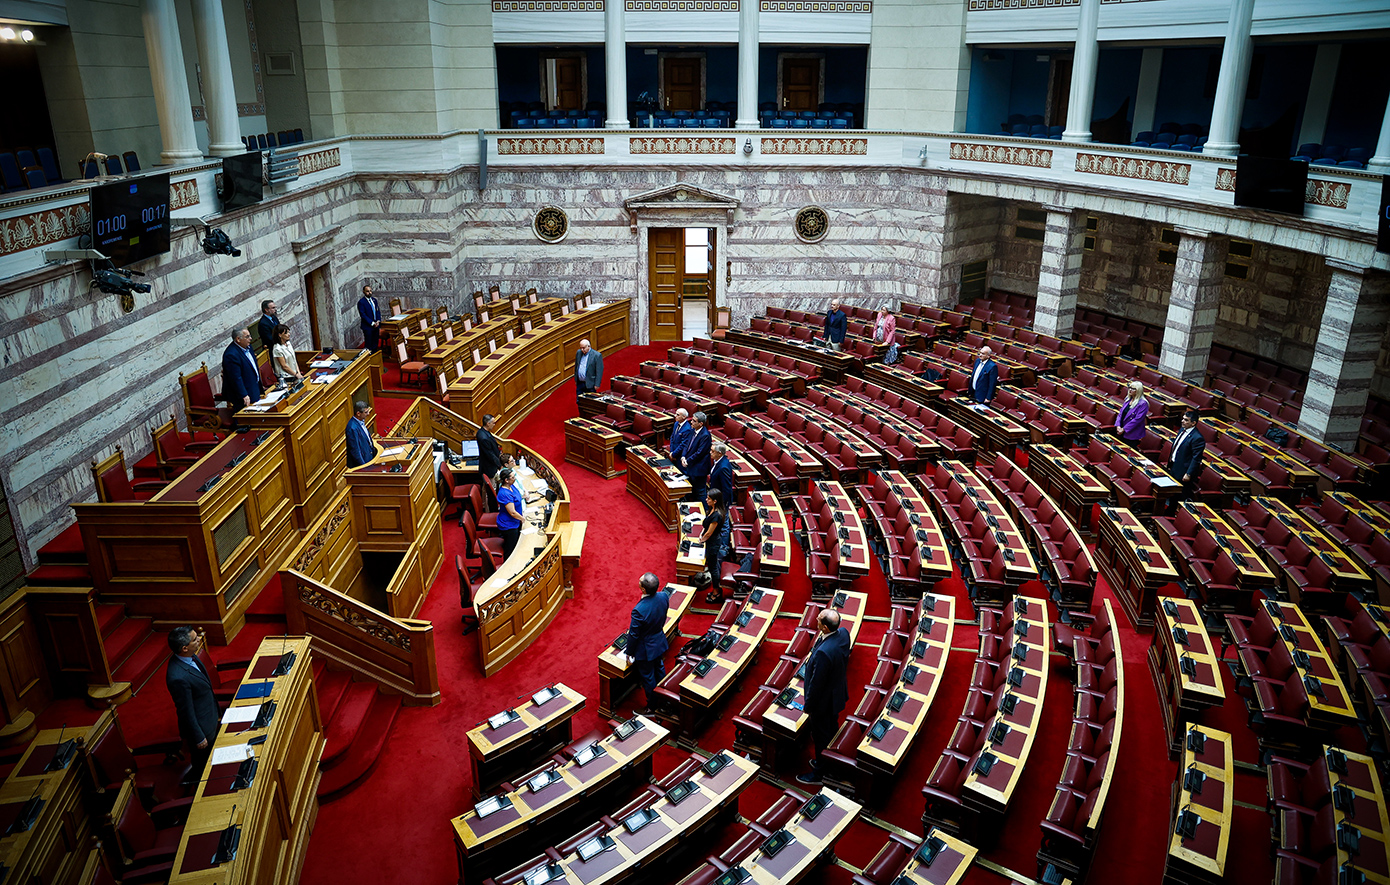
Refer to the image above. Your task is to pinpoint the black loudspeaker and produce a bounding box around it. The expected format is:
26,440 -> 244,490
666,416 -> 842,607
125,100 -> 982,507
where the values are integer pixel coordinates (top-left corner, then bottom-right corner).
478,129 -> 488,191
1379,176 -> 1390,254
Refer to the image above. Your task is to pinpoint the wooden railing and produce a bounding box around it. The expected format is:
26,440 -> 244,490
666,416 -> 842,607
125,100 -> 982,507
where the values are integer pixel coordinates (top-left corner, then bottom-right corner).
280,489 -> 439,705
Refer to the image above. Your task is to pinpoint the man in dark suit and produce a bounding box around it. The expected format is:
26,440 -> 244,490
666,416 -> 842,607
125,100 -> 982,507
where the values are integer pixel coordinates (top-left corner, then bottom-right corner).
624,573 -> 670,714
166,626 -> 220,778
798,608 -> 851,784
823,299 -> 847,351
575,339 -> 603,399
346,401 -> 377,467
358,284 -> 382,352
476,413 -> 503,482
680,411 -> 712,502
221,327 -> 262,411
1166,409 -> 1206,513
970,345 -> 999,405
709,441 -> 734,508
256,299 -> 279,352
669,408 -> 691,463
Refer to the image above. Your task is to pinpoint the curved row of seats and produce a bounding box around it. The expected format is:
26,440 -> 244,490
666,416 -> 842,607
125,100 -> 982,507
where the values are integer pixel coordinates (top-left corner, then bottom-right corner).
718,413 -> 822,495
926,461 -> 1036,606
1037,599 -> 1124,881
663,348 -> 798,400
981,455 -> 1098,612
814,381 -> 975,463
674,788 -> 839,885
636,361 -> 759,412
747,315 -> 882,363
767,398 -> 883,482
789,480 -> 865,595
897,302 -> 971,337
605,376 -> 719,419
855,469 -> 953,598
684,337 -> 823,388
1302,493 -> 1390,593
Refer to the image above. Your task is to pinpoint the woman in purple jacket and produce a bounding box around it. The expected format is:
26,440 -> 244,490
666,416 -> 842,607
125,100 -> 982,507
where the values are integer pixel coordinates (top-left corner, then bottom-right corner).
1115,380 -> 1149,443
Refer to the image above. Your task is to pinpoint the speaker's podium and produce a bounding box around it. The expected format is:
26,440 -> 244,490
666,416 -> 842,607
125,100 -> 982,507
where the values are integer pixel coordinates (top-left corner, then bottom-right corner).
346,437 -> 440,552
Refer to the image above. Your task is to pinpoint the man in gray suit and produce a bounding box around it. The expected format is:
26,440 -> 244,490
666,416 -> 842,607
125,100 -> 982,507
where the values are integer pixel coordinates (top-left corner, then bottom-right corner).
575,338 -> 603,399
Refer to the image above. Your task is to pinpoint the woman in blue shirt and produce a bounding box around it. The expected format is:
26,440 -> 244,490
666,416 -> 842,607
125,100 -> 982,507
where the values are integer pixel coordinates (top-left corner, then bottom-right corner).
495,467 -> 526,559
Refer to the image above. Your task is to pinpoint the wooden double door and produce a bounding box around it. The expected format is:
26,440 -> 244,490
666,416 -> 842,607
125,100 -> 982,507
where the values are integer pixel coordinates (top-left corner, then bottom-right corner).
648,228 -> 715,342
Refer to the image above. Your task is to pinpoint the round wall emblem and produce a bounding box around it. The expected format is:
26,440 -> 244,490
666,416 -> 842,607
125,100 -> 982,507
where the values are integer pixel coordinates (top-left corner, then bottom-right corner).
794,206 -> 829,243
533,206 -> 569,243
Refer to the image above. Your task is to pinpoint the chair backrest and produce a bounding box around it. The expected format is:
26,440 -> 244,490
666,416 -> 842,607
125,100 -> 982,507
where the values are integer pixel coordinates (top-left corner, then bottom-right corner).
23,166 -> 46,189
396,341 -> 410,363
182,362 -> 215,409
152,414 -> 186,464
92,447 -> 135,503
112,779 -> 160,863
122,151 -> 141,172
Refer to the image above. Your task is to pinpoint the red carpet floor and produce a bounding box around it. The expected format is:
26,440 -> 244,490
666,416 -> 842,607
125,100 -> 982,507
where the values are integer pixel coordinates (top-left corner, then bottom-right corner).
35,342 -> 1301,884
294,341 -> 1298,884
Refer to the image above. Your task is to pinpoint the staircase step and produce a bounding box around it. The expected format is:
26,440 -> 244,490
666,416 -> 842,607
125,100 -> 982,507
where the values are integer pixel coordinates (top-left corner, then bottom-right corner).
112,632 -> 170,694
104,615 -> 153,670
25,564 -> 92,586
95,603 -> 126,640
317,692 -> 402,802
315,669 -> 352,726
321,682 -> 376,769
37,523 -> 87,565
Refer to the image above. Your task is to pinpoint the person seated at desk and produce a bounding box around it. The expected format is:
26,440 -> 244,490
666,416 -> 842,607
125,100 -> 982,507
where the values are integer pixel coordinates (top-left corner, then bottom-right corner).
272,324 -> 303,385
222,327 -> 263,412
347,401 -> 378,468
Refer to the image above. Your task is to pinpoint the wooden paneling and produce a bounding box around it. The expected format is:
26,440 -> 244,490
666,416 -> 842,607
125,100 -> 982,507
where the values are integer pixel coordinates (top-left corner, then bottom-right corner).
649,228 -> 682,341
26,588 -> 111,697
0,591 -> 52,740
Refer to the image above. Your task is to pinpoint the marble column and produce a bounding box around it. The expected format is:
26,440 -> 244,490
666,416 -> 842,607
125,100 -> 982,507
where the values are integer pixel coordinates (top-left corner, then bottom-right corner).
1034,206 -> 1086,339
191,0 -> 243,157
1368,89 -> 1390,172
1061,0 -> 1100,143
604,0 -> 629,129
141,0 -> 202,162
1297,44 -> 1341,151
1202,0 -> 1255,157
1132,48 -> 1163,137
735,0 -> 760,129
1300,261 -> 1390,450
1158,229 -> 1226,384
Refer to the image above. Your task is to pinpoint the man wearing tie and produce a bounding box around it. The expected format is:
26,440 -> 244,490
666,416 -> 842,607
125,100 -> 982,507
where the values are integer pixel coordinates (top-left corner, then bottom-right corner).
681,411 -> 712,502
165,626 -> 220,778
575,339 -> 603,400
970,345 -> 998,406
358,284 -> 382,352
624,573 -> 670,715
797,609 -> 851,784
256,300 -> 279,353
221,327 -> 262,412
1166,409 -> 1206,513
823,299 -> 847,352
346,401 -> 377,467
669,408 -> 691,463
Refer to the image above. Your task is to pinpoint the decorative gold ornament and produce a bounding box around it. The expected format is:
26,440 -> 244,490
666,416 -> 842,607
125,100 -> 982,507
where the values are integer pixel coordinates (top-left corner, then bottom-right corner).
794,205 -> 829,243
533,206 -> 569,243
120,292 -> 135,312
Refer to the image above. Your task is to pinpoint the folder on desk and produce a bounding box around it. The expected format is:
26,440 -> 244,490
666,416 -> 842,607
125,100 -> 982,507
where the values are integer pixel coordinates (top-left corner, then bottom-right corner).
234,681 -> 274,701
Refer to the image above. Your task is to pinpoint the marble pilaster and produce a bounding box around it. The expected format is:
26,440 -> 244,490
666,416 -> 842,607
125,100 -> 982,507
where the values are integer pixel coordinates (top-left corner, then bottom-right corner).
1299,261 -> 1390,450
1034,205 -> 1086,339
1158,229 -> 1226,384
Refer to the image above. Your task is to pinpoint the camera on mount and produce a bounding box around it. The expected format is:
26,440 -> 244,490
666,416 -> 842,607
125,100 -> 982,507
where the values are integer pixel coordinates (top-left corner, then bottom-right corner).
91,263 -> 151,296
202,227 -> 242,257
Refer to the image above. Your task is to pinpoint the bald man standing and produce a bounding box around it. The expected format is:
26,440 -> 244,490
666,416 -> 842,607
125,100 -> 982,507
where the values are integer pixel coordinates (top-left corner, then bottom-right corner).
970,345 -> 998,406
798,608 -> 851,784
575,338 -> 603,400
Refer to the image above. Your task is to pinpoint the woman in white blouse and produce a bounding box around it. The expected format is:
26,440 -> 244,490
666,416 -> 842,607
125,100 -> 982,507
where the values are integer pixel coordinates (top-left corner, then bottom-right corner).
272,324 -> 302,385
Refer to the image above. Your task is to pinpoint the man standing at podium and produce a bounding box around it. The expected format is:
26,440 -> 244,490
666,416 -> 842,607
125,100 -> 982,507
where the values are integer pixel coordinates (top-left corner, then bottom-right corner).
166,626 -> 219,778
347,401 -> 377,467
221,327 -> 262,412
798,609 -> 851,785
575,339 -> 603,400
624,573 -> 670,715
256,299 -> 279,353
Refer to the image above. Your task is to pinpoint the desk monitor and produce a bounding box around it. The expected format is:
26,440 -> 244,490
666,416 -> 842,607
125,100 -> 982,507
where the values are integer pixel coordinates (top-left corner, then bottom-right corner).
760,830 -> 793,858
1265,599 -> 1284,618
717,634 -> 737,652
531,686 -> 561,706
1014,598 -> 1028,616
1012,642 -> 1028,661
715,868 -> 750,885
1179,654 -> 1197,678
612,634 -> 629,651
869,719 -> 891,742
919,616 -> 934,635
795,662 -> 808,682
576,834 -> 615,863
833,591 -> 848,609
487,709 -> 520,731
735,611 -> 753,628
912,639 -> 928,660
1304,675 -> 1326,698
527,769 -> 560,793
902,664 -> 920,685
702,752 -> 731,777
1334,783 -> 1355,813
622,808 -> 658,833
988,721 -> 1010,746
1183,766 -> 1205,795
973,752 -> 997,776
1172,627 -> 1190,647
614,718 -> 645,741
1186,728 -> 1206,754
1162,599 -> 1180,618
475,794 -> 514,818
915,835 -> 947,867
574,744 -> 607,767
775,687 -> 798,708
667,780 -> 698,805
1007,666 -> 1024,687
694,658 -> 716,678
800,794 -> 830,820
1175,808 -> 1200,842
888,690 -> 907,713
1000,692 -> 1018,715
1292,648 -> 1311,670
1328,748 -> 1348,774
1338,823 -> 1361,856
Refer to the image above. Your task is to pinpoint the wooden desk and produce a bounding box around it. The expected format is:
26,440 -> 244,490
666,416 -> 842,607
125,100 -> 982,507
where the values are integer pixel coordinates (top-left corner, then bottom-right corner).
168,637 -> 323,885
1095,506 -> 1180,630
961,594 -> 1050,833
0,720 -> 103,885
1149,598 -> 1225,756
674,589 -> 783,735
1162,725 -> 1233,885
813,480 -> 872,580
1145,426 -> 1251,499
1322,745 -> 1390,885
1255,496 -> 1373,600
871,471 -> 954,589
761,592 -> 869,768
552,750 -> 760,885
1214,420 -> 1321,490
854,595 -> 956,793
741,788 -> 862,885
862,362 -> 945,407
741,490 -> 793,575
944,399 -> 1029,454
888,829 -> 978,885
1268,602 -> 1359,728
446,300 -> 632,434
381,308 -> 432,352
775,398 -> 884,476
625,445 -> 691,531
1026,443 -> 1109,532
837,391 -> 946,462
597,584 -> 696,717
346,437 -> 442,577
937,461 -> 1038,588
467,683 -> 586,800
725,328 -> 858,383
564,418 -> 623,479
1174,502 -> 1276,606
452,716 -> 668,882
675,502 -> 708,582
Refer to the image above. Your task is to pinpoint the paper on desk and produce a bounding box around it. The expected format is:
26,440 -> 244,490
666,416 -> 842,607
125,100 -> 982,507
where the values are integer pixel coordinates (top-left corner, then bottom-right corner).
261,389 -> 286,403
533,479 -> 549,493
221,706 -> 261,725
312,375 -> 335,384
380,446 -> 406,457
309,359 -> 335,368
211,743 -> 256,766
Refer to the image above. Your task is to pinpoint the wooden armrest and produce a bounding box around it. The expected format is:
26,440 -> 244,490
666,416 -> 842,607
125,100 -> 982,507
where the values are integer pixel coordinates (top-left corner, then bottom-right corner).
151,796 -> 195,827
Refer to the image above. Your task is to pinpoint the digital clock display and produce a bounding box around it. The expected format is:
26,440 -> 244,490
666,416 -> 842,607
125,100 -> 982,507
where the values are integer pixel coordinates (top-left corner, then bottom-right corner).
90,173 -> 171,267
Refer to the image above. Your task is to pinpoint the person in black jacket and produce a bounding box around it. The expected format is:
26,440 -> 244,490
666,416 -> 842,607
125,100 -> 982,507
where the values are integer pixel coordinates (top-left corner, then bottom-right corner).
476,413 -> 504,482
1165,409 -> 1206,514
823,299 -> 848,351
256,299 -> 279,352
797,609 -> 852,784
165,626 -> 221,778
624,573 -> 670,714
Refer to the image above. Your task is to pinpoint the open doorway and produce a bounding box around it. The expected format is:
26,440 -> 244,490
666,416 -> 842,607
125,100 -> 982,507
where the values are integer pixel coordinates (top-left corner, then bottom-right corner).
647,226 -> 716,341
683,228 -> 712,340
303,265 -> 329,350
